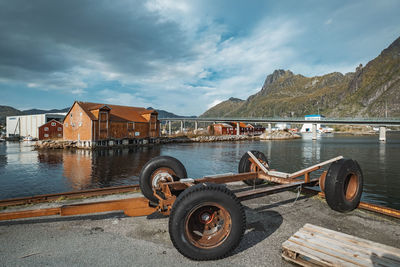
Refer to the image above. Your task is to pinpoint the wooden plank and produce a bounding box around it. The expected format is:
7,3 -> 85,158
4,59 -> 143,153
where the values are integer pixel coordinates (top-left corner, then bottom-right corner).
295,229 -> 400,267
303,224 -> 400,258
283,240 -> 360,267
289,156 -> 343,178
267,170 -> 290,178
247,151 -> 269,172
282,224 -> 400,267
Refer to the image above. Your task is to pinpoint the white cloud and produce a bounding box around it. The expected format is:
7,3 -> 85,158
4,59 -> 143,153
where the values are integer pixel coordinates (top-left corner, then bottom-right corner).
208,99 -> 223,109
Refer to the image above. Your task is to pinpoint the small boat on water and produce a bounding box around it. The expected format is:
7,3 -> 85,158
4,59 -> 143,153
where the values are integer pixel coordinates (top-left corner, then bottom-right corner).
23,136 -> 33,142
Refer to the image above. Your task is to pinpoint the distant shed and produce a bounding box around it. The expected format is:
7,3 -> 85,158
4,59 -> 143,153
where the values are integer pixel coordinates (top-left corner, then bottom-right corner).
39,119 -> 63,140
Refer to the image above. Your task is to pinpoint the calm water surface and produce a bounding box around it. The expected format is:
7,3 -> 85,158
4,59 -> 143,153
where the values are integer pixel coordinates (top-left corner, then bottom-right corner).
0,133 -> 399,210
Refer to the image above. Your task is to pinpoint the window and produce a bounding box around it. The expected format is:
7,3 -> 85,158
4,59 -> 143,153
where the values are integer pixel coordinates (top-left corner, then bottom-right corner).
58,127 -> 62,131
128,122 -> 135,131
58,134 -> 62,137
44,134 -> 49,138
44,127 -> 49,131
65,122 -> 68,127
78,122 -> 82,127
51,122 -> 56,126
80,112 -> 82,117
70,113 -> 72,118
100,112 -> 107,121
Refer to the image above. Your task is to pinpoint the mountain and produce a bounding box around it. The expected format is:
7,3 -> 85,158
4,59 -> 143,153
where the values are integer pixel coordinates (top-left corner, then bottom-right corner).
0,106 -> 23,126
22,108 -> 70,115
147,107 -> 196,118
201,97 -> 245,118
201,36 -> 400,118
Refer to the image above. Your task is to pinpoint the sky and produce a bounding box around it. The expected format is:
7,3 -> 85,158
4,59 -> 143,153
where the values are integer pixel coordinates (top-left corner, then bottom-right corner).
0,0 -> 400,115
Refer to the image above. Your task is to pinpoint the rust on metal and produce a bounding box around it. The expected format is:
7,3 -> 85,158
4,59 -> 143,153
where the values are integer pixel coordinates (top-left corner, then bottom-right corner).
0,197 -> 156,221
154,183 -> 176,215
0,208 -> 60,221
1,154 -> 399,223
185,202 -> 232,249
319,171 -> 327,193
318,192 -> 400,219
0,185 -> 140,207
344,173 -> 359,201
236,178 -> 319,201
257,173 -> 298,184
288,156 -> 343,179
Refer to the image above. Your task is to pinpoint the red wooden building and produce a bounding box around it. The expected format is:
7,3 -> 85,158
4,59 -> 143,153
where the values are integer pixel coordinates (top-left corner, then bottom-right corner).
38,119 -> 63,140
208,122 -> 265,136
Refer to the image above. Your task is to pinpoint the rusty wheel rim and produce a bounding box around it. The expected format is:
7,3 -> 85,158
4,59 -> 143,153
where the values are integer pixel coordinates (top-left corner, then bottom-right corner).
344,173 -> 359,201
150,167 -> 176,189
185,202 -> 232,249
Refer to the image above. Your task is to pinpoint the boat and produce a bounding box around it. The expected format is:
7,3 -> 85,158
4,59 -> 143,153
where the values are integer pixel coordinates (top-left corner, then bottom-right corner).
23,136 -> 33,141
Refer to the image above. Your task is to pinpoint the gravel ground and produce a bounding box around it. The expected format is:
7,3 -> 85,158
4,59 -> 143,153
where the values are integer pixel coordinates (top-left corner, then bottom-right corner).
0,188 -> 399,266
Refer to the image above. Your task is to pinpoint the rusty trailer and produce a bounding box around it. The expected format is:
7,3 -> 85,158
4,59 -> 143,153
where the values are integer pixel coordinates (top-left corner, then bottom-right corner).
0,151 -> 369,260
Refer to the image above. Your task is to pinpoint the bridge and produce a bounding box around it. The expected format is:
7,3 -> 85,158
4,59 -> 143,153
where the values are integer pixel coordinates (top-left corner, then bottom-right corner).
159,117 -> 400,142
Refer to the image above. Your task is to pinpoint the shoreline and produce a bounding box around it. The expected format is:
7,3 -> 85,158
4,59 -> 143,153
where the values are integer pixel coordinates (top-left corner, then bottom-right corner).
33,132 -> 300,150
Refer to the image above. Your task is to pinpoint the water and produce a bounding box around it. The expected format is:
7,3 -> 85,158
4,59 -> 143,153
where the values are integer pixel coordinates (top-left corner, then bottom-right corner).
0,133 -> 399,210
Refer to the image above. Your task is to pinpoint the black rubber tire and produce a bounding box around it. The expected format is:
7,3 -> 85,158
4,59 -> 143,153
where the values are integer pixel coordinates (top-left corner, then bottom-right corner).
325,158 -> 363,212
238,150 -> 268,186
139,156 -> 187,203
169,183 -> 246,261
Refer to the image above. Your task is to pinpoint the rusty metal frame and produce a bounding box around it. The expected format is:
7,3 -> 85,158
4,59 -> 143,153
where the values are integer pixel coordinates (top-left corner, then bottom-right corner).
0,153 -> 399,221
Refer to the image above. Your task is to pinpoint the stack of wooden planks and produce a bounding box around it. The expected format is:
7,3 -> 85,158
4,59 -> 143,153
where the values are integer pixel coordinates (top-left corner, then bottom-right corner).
282,223 -> 400,266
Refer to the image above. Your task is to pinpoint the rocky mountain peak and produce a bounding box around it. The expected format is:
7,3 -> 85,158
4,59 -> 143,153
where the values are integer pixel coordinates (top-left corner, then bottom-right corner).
228,97 -> 244,102
263,69 -> 294,87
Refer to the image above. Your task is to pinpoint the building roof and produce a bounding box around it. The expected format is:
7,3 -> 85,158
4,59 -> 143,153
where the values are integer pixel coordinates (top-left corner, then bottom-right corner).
74,101 -> 157,123
214,123 -> 233,128
39,119 -> 63,128
230,122 -> 249,128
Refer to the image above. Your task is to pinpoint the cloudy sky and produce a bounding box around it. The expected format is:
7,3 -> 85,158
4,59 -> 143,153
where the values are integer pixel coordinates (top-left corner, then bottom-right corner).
1,0 -> 399,115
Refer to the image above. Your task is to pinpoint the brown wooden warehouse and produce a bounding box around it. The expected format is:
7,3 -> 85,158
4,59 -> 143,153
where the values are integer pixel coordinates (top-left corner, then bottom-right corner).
63,101 -> 160,147
39,119 -> 63,140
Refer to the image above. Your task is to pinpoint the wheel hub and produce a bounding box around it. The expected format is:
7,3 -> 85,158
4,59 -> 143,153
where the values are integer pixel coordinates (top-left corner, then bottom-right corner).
152,171 -> 174,188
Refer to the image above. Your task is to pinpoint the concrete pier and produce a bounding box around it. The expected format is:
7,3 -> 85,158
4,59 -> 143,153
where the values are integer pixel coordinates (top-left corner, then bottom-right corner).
379,126 -> 386,142
180,121 -> 183,133
236,122 -> 240,136
268,123 -> 272,134
312,123 -> 317,140
168,121 -> 171,135
194,121 -> 198,133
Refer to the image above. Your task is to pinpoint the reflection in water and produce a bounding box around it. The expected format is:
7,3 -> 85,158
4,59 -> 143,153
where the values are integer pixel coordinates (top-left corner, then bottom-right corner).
302,139 -> 321,165
63,150 -> 93,190
0,134 -> 400,209
379,142 -> 386,166
61,147 -> 162,190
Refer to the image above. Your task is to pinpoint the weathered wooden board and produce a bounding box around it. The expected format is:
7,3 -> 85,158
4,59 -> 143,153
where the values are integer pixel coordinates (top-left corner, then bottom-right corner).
282,223 -> 400,267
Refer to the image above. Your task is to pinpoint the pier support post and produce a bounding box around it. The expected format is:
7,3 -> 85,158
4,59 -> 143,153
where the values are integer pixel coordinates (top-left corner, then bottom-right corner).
312,123 -> 317,140
379,126 -> 386,142
236,122 -> 240,136
268,123 -> 272,134
168,121 -> 171,135
194,121 -> 198,134
180,121 -> 183,133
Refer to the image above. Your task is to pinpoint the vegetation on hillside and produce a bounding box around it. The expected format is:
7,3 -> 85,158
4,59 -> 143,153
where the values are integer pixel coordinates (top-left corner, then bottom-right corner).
201,36 -> 400,119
